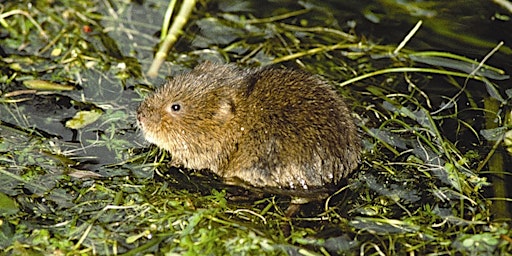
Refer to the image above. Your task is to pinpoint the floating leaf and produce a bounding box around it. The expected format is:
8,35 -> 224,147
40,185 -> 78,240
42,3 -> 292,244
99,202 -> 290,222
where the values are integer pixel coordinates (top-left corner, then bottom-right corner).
218,0 -> 253,12
360,174 -> 421,203
68,170 -> 103,179
409,52 -> 509,80
480,127 -> 507,141
350,217 -> 420,235
0,192 -> 19,216
23,80 -> 75,91
65,109 -> 103,129
505,89 -> 512,98
413,108 -> 437,132
382,101 -> 415,119
369,128 -> 408,149
192,17 -> 246,47
483,78 -> 506,103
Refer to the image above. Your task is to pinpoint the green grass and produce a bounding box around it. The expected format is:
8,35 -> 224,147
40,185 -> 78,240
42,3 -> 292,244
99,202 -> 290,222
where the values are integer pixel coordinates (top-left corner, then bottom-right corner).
0,0 -> 511,255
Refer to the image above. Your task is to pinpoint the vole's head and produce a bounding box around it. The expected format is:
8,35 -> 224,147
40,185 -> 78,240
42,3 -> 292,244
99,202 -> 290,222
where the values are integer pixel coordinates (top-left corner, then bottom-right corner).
136,63 -> 241,169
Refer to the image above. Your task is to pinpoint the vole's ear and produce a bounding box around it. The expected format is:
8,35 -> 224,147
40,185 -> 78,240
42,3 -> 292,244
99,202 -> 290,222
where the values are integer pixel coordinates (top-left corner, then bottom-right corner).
214,98 -> 235,123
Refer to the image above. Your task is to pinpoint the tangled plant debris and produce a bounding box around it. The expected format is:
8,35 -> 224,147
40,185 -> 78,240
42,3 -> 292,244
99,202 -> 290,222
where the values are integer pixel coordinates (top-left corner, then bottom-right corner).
0,0 -> 511,255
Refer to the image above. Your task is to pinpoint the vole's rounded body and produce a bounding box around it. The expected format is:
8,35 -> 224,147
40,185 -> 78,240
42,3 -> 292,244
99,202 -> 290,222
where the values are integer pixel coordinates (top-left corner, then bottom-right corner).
137,62 -> 360,196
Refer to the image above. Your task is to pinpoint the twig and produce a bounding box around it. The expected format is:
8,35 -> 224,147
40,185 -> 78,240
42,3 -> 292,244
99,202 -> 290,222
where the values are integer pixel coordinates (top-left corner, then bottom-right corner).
432,41 -> 504,114
467,41 -> 504,79
393,20 -> 422,55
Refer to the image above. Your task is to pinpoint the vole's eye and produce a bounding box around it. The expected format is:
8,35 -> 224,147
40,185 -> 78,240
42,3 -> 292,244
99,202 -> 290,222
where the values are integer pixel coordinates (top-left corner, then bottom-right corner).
170,103 -> 181,111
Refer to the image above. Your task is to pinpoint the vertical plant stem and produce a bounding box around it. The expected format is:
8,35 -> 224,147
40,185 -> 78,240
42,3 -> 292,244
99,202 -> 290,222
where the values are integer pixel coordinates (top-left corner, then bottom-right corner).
147,0 -> 197,78
483,97 -> 510,219
160,0 -> 178,40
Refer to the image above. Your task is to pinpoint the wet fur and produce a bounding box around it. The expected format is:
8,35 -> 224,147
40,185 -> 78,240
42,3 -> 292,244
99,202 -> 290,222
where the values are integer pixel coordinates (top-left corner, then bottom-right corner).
137,62 -> 360,197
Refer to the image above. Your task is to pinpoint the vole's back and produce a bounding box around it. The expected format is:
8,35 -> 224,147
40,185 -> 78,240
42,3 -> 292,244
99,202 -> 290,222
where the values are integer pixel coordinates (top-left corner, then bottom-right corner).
221,67 -> 360,191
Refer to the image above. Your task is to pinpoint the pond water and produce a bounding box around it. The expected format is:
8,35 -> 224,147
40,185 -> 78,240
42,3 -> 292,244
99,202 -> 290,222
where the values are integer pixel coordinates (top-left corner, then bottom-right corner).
0,0 -> 511,254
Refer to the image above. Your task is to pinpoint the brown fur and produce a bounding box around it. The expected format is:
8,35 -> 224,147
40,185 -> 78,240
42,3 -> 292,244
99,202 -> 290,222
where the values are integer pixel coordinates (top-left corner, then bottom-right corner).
137,62 -> 360,197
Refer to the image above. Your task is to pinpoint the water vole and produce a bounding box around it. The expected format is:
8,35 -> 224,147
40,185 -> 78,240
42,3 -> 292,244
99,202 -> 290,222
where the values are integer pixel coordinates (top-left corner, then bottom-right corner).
137,62 -> 360,200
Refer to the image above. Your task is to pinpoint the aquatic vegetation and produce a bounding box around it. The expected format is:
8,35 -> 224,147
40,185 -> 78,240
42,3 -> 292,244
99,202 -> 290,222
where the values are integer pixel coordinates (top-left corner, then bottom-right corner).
0,0 -> 511,255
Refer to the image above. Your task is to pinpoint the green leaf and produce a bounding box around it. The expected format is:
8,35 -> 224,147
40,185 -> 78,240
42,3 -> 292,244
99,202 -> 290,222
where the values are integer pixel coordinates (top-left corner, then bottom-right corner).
65,109 -> 103,129
23,80 -> 75,91
0,192 -> 19,216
